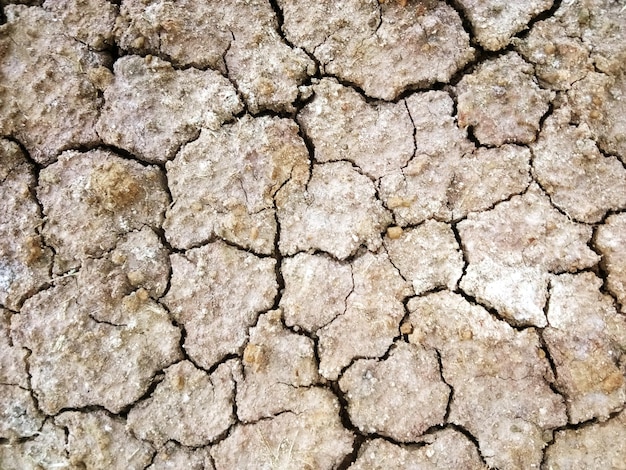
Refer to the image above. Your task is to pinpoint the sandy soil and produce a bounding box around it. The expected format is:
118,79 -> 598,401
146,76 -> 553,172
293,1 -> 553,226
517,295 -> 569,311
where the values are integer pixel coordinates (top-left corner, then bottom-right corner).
0,0 -> 625,469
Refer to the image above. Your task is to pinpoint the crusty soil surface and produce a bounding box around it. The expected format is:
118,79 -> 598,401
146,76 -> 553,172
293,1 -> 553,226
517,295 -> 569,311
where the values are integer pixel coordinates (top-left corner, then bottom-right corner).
1,1 -> 625,469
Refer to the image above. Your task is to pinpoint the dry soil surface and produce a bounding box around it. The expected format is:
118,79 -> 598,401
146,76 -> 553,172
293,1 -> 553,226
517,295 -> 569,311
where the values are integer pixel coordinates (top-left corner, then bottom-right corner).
1,1 -> 626,469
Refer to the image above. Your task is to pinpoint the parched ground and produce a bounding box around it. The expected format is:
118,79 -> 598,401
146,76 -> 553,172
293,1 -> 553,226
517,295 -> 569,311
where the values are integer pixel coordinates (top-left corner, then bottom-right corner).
1,0 -> 626,469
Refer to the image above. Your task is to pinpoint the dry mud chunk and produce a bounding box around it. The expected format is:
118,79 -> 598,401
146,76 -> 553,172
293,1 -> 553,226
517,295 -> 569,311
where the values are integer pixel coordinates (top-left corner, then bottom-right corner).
0,420 -> 69,470
339,342 -> 450,441
128,360 -> 236,447
11,277 -> 182,414
455,0 -> 553,51
349,429 -> 484,470
543,273 -> 626,423
0,310 -> 28,388
457,52 -> 553,146
384,220 -> 463,295
37,149 -> 168,273
408,292 -> 567,470
318,251 -> 411,380
149,443 -> 214,470
532,108 -> 626,223
0,5 -> 105,164
163,241 -> 277,370
278,0 -> 473,100
280,253 -> 353,333
43,0 -> 117,50
0,140 -> 52,310
555,0 -> 626,76
596,213 -> 626,313
544,409 -> 626,470
514,20 -> 591,90
165,115 -> 310,254
277,161 -> 391,260
115,0 -> 313,113
237,310 -> 320,422
212,388 -> 353,469
97,55 -> 242,164
298,78 -> 414,179
379,92 -> 530,224
0,385 -> 43,440
56,410 -> 154,469
458,184 -> 598,327
568,71 -> 626,162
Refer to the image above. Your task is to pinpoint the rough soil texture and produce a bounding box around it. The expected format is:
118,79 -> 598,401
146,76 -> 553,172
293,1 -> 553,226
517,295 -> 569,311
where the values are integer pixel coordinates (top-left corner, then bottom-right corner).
0,1 -> 625,469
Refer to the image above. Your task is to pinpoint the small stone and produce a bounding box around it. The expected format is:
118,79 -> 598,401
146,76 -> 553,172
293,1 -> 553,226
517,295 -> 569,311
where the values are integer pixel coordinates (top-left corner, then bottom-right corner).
455,0 -> 553,51
164,115 -> 310,254
532,107 -> 626,223
458,184 -> 599,327
212,388 -> 354,469
456,52 -> 554,146
384,219 -> 463,295
408,291 -> 567,470
0,140 -> 52,310
543,272 -> 626,423
298,78 -> 414,179
596,213 -> 626,313
163,241 -> 277,370
349,429 -> 484,469
339,342 -> 450,441
38,149 -> 169,273
55,410 -> 154,469
386,226 -> 403,240
544,409 -> 626,469
128,360 -> 236,447
278,0 -> 474,100
277,161 -> 391,260
96,55 -> 243,164
318,251 -> 411,380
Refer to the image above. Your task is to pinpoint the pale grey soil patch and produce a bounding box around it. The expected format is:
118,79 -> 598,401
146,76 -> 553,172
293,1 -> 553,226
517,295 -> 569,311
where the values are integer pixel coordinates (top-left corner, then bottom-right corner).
0,0 -> 625,469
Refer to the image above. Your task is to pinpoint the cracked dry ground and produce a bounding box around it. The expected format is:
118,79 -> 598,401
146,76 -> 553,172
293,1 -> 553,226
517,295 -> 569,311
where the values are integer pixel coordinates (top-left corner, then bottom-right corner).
1,1 -> 626,469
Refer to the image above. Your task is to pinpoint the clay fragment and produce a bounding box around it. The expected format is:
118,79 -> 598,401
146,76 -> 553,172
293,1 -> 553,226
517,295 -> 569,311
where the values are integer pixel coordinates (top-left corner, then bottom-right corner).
339,342 -> 450,441
458,184 -> 598,327
55,411 -> 154,469
532,107 -> 626,223
543,273 -> 626,423
0,140 -> 52,310
456,52 -> 553,146
164,115 -> 310,254
96,55 -> 242,164
128,360 -> 236,447
277,161 -> 391,260
596,213 -> 626,313
38,149 -> 169,273
408,291 -> 567,470
278,0 -> 474,100
455,0 -> 553,51
349,429 -> 485,470
237,310 -> 320,422
212,388 -> 353,469
0,5 -> 106,164
163,241 -> 277,370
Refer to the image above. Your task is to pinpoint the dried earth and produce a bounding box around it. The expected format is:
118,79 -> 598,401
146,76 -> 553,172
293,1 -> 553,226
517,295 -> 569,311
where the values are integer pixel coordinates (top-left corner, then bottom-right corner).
0,0 -> 625,469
